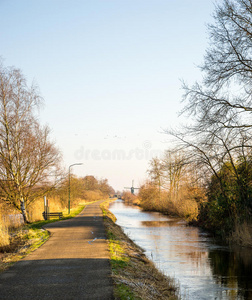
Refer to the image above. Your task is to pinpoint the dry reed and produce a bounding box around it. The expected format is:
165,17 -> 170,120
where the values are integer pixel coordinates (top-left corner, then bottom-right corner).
229,221 -> 252,247
0,221 -> 9,248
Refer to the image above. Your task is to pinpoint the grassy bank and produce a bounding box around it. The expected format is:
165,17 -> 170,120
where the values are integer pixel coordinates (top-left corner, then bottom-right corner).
100,200 -> 180,300
0,204 -> 86,273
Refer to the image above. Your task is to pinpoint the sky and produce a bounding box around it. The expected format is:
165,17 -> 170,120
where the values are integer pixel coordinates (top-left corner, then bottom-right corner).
0,0 -> 215,191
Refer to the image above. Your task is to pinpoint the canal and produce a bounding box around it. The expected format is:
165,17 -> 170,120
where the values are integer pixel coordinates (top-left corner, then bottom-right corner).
109,199 -> 252,300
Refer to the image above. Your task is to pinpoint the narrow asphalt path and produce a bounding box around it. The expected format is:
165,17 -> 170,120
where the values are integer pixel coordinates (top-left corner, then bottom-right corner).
0,200 -> 114,300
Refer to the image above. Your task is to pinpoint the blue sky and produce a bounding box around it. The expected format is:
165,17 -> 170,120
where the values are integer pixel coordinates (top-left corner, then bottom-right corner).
0,0 -> 215,191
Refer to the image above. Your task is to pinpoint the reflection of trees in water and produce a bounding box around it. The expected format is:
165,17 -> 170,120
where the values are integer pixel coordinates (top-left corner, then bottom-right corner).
141,220 -> 252,300
141,220 -> 182,227
208,248 -> 252,300
143,222 -> 211,270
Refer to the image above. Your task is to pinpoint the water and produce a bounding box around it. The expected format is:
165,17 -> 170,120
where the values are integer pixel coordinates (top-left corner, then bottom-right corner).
109,200 -> 252,300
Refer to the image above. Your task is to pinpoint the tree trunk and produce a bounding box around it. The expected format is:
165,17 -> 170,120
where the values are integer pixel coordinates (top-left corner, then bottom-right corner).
20,199 -> 29,223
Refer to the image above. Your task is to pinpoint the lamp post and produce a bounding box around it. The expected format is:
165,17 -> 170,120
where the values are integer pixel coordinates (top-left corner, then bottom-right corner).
68,163 -> 83,214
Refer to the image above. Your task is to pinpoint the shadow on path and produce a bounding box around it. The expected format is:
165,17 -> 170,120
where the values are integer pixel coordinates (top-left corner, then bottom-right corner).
0,258 -> 112,300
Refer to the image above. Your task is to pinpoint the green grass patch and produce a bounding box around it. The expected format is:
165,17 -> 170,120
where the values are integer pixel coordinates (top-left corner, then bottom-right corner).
114,284 -> 137,300
23,228 -> 49,253
109,237 -> 129,272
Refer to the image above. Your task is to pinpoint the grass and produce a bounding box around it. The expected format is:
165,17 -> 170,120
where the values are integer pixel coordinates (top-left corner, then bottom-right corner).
108,231 -> 129,272
0,203 -> 86,273
100,199 -> 180,300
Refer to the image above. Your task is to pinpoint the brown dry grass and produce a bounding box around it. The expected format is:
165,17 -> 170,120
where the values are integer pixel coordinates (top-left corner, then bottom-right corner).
229,221 -> 252,247
102,200 -> 180,300
0,222 -> 9,248
139,185 -> 202,223
0,203 -> 23,249
27,196 -> 68,222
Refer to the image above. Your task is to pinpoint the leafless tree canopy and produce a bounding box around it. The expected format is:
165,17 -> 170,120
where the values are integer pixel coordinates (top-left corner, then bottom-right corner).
170,0 -> 252,175
182,0 -> 252,130
0,61 -> 62,222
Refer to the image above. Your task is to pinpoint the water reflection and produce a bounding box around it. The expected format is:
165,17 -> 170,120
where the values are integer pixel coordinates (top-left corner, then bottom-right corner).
109,200 -> 252,300
209,248 -> 252,300
141,220 -> 182,227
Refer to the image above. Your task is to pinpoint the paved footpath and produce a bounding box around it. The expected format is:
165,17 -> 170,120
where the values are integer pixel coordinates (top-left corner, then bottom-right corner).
0,200 -> 114,300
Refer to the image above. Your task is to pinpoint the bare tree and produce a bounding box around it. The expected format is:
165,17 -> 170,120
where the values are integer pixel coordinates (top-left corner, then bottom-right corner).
147,157 -> 164,200
162,150 -> 186,199
182,0 -> 252,130
0,62 -> 62,222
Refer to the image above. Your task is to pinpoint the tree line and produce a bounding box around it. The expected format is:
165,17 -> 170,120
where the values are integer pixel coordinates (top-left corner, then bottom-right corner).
50,175 -> 115,209
139,0 -> 252,245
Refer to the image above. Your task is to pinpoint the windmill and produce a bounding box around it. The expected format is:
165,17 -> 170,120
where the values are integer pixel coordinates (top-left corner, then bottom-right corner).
124,180 -> 140,195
